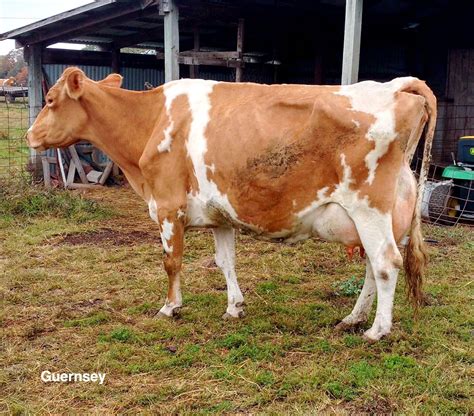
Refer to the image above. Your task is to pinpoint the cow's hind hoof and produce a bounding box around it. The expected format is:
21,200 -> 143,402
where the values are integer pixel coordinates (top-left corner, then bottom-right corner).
335,321 -> 353,332
222,310 -> 245,320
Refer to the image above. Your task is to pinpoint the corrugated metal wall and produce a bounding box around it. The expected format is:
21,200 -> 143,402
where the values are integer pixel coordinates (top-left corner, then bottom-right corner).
44,64 -> 165,90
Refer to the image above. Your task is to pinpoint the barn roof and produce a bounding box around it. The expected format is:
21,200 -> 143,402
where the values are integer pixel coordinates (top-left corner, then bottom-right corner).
1,0 -> 456,52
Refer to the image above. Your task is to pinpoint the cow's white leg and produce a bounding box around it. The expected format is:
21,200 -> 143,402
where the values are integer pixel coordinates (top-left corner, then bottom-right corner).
336,258 -> 376,331
213,228 -> 245,319
349,209 -> 403,341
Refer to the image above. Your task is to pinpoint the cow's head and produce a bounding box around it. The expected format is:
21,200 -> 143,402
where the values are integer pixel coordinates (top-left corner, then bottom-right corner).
6,77 -> 15,86
26,67 -> 122,151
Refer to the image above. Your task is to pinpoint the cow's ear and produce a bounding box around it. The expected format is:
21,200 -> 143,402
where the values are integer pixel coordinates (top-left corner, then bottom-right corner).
99,73 -> 123,88
65,69 -> 84,99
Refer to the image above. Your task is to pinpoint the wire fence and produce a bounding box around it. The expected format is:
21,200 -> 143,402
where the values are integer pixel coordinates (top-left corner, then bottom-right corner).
412,157 -> 473,227
0,87 -> 30,180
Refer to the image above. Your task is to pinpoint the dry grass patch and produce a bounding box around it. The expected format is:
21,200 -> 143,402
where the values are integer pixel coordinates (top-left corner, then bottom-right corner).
1,186 -> 473,414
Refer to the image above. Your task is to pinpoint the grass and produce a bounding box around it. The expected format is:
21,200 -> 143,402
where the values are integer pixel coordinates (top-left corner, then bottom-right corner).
0,186 -> 473,414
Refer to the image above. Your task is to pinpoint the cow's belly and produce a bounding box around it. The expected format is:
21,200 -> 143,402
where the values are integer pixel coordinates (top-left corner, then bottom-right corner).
185,191 -> 357,244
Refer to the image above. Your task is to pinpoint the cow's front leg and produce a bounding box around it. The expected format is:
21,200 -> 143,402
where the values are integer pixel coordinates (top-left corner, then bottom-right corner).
156,210 -> 185,318
213,228 -> 245,319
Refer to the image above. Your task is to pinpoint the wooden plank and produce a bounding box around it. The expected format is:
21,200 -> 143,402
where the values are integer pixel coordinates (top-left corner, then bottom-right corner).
178,56 -> 243,68
66,161 -> 76,186
99,161 -> 114,185
235,18 -> 245,82
181,50 -> 239,60
341,0 -> 363,85
163,0 -> 179,82
25,43 -> 43,181
41,157 -> 51,188
1,0 -> 116,41
68,145 -> 89,184
67,183 -> 104,190
111,49 -> 121,73
189,27 -> 200,79
22,5 -> 149,46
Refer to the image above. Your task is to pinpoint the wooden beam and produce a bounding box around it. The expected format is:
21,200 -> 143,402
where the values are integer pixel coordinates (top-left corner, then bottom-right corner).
235,18 -> 244,82
25,44 -> 44,183
341,0 -> 363,85
23,6 -> 149,47
162,0 -> 180,82
111,49 -> 121,73
189,27 -> 200,79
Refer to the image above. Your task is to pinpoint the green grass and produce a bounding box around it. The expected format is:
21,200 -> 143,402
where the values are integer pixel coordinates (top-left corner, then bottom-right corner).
0,187 -> 472,414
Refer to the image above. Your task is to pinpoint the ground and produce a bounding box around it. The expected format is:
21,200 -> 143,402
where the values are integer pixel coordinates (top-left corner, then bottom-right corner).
0,185 -> 473,415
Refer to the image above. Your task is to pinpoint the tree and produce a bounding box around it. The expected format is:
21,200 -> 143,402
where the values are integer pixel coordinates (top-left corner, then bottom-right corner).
0,48 -> 26,78
15,66 -> 28,86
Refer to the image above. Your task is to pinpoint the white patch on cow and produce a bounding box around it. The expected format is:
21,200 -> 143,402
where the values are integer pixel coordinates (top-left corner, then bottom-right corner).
352,119 -> 360,128
177,209 -> 185,219
163,79 -> 239,227
208,163 -> 216,174
160,219 -> 174,253
157,121 -> 174,152
148,198 -> 158,223
336,77 -> 415,185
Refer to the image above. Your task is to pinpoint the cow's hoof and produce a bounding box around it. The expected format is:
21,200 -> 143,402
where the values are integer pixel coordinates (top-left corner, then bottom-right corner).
222,310 -> 245,320
156,307 -> 181,319
335,319 -> 365,333
362,328 -> 389,343
335,321 -> 353,332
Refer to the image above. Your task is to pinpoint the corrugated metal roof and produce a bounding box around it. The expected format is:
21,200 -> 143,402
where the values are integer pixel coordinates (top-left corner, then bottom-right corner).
0,0 -> 160,48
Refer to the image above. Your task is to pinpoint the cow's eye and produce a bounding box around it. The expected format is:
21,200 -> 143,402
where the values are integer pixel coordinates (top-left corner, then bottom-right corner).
46,98 -> 54,106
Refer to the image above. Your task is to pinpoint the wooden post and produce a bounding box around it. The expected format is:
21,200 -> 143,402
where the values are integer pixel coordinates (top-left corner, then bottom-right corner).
161,0 -> 179,82
341,0 -> 363,85
25,43 -> 44,182
111,48 -> 121,73
189,27 -> 200,79
235,18 -> 244,82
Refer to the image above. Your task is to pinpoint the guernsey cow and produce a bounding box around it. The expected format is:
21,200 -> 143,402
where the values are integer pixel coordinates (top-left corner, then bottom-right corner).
27,68 -> 436,341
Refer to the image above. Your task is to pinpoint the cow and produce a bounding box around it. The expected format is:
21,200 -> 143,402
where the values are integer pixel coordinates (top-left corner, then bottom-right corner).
0,77 -> 15,87
27,67 -> 436,341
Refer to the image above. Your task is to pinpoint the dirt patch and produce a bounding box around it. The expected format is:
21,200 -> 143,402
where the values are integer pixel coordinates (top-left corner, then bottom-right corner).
57,228 -> 160,246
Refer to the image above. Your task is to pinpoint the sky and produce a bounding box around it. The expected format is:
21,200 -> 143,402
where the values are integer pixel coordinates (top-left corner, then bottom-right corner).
0,0 -> 93,55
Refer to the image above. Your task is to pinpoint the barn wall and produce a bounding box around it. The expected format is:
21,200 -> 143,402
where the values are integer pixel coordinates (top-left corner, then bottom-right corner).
436,49 -> 474,163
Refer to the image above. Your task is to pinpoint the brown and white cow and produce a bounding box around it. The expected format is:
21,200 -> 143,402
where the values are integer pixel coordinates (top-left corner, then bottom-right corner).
27,68 -> 436,341
0,77 -> 15,87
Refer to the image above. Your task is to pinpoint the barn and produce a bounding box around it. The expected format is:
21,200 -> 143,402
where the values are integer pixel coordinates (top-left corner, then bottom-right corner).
1,0 -> 473,179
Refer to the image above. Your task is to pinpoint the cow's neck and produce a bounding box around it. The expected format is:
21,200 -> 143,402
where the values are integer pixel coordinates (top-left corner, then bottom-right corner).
80,85 -> 164,198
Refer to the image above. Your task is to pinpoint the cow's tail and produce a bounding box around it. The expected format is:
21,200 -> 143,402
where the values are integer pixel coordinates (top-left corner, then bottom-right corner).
401,79 -> 437,310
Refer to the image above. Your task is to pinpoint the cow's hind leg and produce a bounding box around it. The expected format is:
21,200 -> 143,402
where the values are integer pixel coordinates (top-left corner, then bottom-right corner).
156,210 -> 185,318
213,228 -> 245,319
336,258 -> 376,331
349,210 -> 403,341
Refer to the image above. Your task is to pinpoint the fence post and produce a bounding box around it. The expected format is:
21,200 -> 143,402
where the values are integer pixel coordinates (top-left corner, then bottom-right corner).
25,43 -> 44,181
341,0 -> 363,85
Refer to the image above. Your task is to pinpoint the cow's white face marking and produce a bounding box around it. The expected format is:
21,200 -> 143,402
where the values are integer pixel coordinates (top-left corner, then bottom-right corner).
352,119 -> 360,128
163,79 -> 239,226
177,209 -> 185,219
336,77 -> 414,185
161,219 -> 174,253
148,198 -> 158,223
